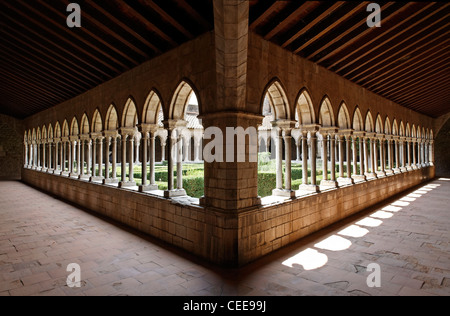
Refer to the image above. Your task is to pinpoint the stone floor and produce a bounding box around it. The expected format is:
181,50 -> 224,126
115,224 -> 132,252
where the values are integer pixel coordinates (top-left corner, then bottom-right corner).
0,178 -> 449,296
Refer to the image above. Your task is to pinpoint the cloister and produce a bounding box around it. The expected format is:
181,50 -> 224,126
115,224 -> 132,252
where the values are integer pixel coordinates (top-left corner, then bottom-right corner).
23,81 -> 435,201
0,1 -> 448,296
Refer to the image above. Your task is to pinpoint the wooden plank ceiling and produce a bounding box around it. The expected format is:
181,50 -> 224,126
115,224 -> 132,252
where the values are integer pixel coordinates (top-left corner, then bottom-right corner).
0,0 -> 213,119
0,1 -> 448,119
249,1 -> 450,118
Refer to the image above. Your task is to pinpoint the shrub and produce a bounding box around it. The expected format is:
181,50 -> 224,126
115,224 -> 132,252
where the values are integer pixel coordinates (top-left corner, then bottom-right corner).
257,172 -> 277,197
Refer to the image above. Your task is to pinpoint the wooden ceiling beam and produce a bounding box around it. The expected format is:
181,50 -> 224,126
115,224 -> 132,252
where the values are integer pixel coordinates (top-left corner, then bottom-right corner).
365,39 -> 450,89
264,2 -> 313,41
307,2 -> 396,60
282,2 -> 344,48
0,38 -> 91,93
324,2 -> 432,68
138,0 -> 194,39
2,22 -> 99,86
392,76 -> 450,103
114,0 -> 178,47
174,0 -> 211,30
86,0 -> 161,55
371,54 -> 450,95
0,58 -> 73,101
42,0 -> 140,67
0,8 -> 112,79
341,9 -> 450,78
385,71 -> 450,102
293,2 -> 369,54
13,0 -> 123,74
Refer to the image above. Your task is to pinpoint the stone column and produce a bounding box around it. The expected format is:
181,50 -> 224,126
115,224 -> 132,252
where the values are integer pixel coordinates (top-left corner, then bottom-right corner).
359,135 -> 366,178
323,134 -> 329,181
79,139 -> 85,178
194,138 -> 200,162
301,131 -> 308,186
338,135 -> 344,179
345,135 -> 352,179
284,129 -> 293,193
353,133 -> 366,182
37,141 -> 41,170
376,136 -> 386,177
120,134 -> 127,185
112,136 -> 118,181
48,141 -> 53,172
91,138 -> 97,179
412,139 -> 417,169
76,140 -> 81,175
429,140 -> 434,166
86,140 -> 91,177
406,138 -> 411,170
149,130 -> 157,187
129,136 -> 134,183
164,120 -> 186,198
394,137 -> 401,172
98,137 -> 104,179
54,141 -> 59,173
103,137 -> 111,183
274,127 -> 283,191
400,138 -> 407,172
176,130 -> 183,190
42,141 -> 47,171
380,137 -> 386,175
310,132 -> 318,187
373,138 -> 378,173
320,128 -> 338,188
138,124 -> 159,192
24,142 -> 28,167
273,121 -> 295,197
330,133 -> 337,183
352,135 -> 357,176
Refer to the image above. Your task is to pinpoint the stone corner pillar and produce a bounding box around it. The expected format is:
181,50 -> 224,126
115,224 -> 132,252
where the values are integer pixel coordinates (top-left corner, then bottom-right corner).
198,111 -> 262,211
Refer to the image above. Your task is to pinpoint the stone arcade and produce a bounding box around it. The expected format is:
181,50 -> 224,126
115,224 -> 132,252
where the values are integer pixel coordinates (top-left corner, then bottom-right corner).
1,1 -> 447,273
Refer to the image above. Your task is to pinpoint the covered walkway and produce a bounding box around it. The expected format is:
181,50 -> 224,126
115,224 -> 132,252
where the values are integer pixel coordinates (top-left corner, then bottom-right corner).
0,179 -> 449,296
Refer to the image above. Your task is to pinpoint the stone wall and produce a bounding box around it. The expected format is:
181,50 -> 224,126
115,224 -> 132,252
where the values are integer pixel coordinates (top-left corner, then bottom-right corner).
435,117 -> 450,177
0,114 -> 23,180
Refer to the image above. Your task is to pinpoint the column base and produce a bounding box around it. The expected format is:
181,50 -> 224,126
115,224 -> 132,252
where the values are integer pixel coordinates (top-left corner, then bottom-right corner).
60,171 -> 70,177
69,172 -> 79,178
400,167 -> 407,172
385,169 -> 394,176
352,175 -> 367,182
272,188 -> 296,198
103,178 -> 119,184
46,168 -> 54,174
90,176 -> 104,182
406,165 -> 413,171
78,174 -> 90,180
320,180 -> 339,188
393,168 -> 402,174
118,181 -> 136,188
376,171 -> 387,177
164,189 -> 187,198
337,177 -> 355,185
364,172 -> 378,179
297,184 -> 320,193
53,169 -> 61,175
41,168 -> 48,173
139,184 -> 159,192
412,164 -> 418,170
